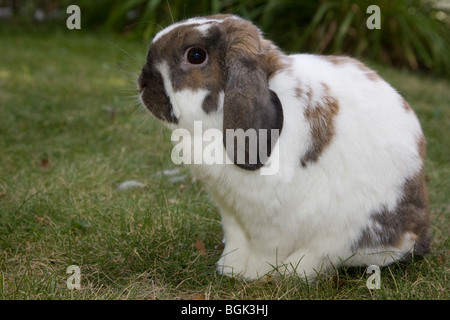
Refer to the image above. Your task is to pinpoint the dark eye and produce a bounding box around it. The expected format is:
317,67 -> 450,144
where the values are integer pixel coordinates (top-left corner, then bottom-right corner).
186,47 -> 207,65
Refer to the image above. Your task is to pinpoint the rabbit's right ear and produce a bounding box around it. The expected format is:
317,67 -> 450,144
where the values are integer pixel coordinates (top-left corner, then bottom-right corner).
220,18 -> 284,171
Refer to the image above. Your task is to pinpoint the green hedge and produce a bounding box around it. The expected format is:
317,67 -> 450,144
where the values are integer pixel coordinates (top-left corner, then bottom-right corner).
4,0 -> 450,77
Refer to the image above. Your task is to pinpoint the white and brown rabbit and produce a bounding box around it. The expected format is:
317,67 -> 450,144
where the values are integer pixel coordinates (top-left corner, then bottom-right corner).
138,14 -> 431,280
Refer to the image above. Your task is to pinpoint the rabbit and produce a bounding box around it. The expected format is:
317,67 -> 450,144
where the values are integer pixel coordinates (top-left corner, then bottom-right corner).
137,14 -> 431,281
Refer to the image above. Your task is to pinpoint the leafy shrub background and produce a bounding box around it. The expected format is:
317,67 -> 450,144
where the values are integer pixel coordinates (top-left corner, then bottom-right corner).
3,0 -> 450,76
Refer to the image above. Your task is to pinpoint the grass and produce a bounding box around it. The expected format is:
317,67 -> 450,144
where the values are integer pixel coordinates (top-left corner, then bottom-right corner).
0,27 -> 448,300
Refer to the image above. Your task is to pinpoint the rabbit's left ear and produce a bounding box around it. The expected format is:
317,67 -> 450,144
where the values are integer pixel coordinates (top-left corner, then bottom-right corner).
221,19 -> 284,171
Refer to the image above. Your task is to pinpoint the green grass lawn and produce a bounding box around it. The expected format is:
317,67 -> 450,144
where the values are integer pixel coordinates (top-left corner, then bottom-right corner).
0,29 -> 448,300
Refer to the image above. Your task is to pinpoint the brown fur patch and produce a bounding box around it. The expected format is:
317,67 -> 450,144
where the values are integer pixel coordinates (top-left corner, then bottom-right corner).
394,232 -> 418,250
205,13 -> 234,20
221,18 -> 261,58
301,83 -> 339,167
260,39 -> 288,78
322,55 -> 381,82
418,134 -> 426,160
295,86 -> 302,99
353,165 -> 431,256
403,99 -> 412,112
219,17 -> 287,79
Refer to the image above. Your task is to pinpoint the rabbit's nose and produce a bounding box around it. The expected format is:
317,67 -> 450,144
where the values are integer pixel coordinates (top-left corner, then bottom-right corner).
137,72 -> 147,93
138,64 -> 153,92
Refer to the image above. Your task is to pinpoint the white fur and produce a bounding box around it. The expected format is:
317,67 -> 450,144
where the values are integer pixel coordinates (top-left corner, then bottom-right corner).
157,61 -> 210,128
152,16 -> 240,43
147,20 -> 425,281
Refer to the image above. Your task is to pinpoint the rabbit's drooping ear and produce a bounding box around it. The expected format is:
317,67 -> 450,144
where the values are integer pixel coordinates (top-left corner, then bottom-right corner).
221,19 -> 284,171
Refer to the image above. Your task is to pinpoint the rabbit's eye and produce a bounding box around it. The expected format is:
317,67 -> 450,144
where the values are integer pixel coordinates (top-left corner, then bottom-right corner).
186,47 -> 207,65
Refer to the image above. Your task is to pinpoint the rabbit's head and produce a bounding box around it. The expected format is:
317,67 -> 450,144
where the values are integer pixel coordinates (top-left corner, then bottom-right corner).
138,15 -> 285,170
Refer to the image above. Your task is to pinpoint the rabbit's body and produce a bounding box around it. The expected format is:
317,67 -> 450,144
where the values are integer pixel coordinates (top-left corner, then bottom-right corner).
138,15 -> 431,280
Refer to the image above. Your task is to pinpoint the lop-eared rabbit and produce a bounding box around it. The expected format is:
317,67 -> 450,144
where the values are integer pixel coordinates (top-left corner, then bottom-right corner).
138,15 -> 431,280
